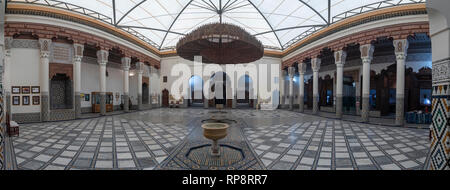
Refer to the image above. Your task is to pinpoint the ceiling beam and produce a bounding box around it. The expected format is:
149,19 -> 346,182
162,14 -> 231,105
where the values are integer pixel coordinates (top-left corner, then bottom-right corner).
160,0 -> 195,50
115,0 -> 147,26
298,0 -> 329,25
253,25 -> 327,36
247,0 -> 284,50
118,25 -> 186,36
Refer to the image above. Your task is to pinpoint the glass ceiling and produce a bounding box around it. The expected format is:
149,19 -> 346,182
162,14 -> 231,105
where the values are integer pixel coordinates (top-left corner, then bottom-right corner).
9,0 -> 426,51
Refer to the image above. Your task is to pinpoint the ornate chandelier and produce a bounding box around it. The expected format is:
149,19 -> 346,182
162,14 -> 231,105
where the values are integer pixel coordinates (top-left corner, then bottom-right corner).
176,23 -> 264,64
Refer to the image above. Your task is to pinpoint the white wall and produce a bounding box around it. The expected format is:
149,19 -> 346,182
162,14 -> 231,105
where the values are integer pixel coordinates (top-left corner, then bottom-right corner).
10,47 -> 41,114
80,62 -> 100,108
80,62 -> 124,108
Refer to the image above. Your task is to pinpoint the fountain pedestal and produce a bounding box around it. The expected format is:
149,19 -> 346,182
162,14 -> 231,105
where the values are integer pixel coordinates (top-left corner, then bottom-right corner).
201,123 -> 229,156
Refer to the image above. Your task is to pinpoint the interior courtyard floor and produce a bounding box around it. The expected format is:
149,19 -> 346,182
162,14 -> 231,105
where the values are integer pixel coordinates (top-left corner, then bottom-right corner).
9,108 -> 430,170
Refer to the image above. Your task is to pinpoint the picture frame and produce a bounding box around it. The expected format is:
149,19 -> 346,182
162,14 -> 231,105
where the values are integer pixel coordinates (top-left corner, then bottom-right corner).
12,96 -> 20,105
23,96 -> 30,105
31,86 -> 40,94
85,94 -> 90,101
12,86 -> 21,94
22,86 -> 31,94
32,96 -> 40,105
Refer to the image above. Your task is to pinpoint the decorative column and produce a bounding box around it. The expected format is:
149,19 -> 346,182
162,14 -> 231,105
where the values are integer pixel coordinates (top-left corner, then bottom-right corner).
73,44 -> 84,118
280,70 -> 287,108
136,62 -> 144,111
360,44 -> 375,122
311,58 -> 321,115
3,37 -> 12,121
148,66 -> 153,109
393,39 -> 409,126
355,73 -> 361,116
39,39 -> 52,121
288,66 -> 295,110
203,76 -> 209,109
335,50 -> 347,119
121,57 -> 131,112
298,62 -> 306,112
232,73 -> 237,109
96,49 -> 109,116
1,3 -> 7,170
427,0 -> 450,170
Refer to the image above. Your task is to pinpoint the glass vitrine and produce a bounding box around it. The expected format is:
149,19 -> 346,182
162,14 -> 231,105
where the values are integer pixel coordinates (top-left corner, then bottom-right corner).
91,92 -> 114,113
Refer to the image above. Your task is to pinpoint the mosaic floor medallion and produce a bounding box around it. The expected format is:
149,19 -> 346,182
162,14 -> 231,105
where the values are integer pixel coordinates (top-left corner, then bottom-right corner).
157,114 -> 265,170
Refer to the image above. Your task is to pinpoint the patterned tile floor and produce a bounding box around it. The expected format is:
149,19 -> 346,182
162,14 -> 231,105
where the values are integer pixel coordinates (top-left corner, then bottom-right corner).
11,108 -> 430,170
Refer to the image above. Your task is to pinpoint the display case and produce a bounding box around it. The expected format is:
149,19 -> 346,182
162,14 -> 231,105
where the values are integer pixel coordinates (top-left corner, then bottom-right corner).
91,92 -> 114,113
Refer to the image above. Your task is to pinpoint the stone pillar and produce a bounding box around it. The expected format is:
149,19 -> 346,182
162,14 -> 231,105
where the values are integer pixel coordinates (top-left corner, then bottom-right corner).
121,57 -> 131,112
148,66 -> 153,109
136,62 -> 144,111
335,50 -> 347,119
39,39 -> 52,121
393,39 -> 409,125
203,76 -> 209,109
280,70 -> 287,108
288,66 -> 295,110
73,44 -> 84,118
311,58 -> 321,115
355,75 -> 361,116
1,3 -> 6,170
298,62 -> 307,113
427,0 -> 450,170
3,37 -> 12,121
232,73 -> 237,109
360,44 -> 375,122
97,49 -> 109,116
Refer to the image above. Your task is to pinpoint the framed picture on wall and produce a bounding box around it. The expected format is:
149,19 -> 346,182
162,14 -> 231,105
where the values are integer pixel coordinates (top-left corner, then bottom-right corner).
23,96 -> 30,105
31,86 -> 40,94
85,94 -> 90,101
22,86 -> 31,94
32,96 -> 40,105
12,96 -> 20,105
12,86 -> 21,94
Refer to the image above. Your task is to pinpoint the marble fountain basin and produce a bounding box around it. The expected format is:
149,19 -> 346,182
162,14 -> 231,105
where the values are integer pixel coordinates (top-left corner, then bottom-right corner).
201,123 -> 229,141
201,123 -> 230,156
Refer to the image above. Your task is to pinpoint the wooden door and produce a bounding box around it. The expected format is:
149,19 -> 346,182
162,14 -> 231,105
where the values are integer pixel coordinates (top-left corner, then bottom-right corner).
162,89 -> 169,107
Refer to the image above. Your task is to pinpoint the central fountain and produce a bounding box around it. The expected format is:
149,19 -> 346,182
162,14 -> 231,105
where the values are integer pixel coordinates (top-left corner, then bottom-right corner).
201,123 -> 229,156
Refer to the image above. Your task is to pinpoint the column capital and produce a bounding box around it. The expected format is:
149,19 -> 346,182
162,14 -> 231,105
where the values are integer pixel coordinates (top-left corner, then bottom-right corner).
360,44 -> 375,61
311,58 -> 321,72
73,43 -> 84,59
39,38 -> 52,58
73,43 -> 84,63
299,62 -> 307,75
393,39 -> 409,60
136,62 -> 145,74
38,38 -> 52,52
96,49 -> 109,66
288,66 -> 296,78
121,57 -> 131,70
4,37 -> 13,51
334,50 -> 347,66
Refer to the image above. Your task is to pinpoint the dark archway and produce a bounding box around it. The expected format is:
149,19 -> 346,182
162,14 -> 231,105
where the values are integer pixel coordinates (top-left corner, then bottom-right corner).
142,82 -> 149,104
209,72 -> 231,108
237,74 -> 253,108
50,73 -> 73,110
162,89 -> 169,108
189,75 -> 204,107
